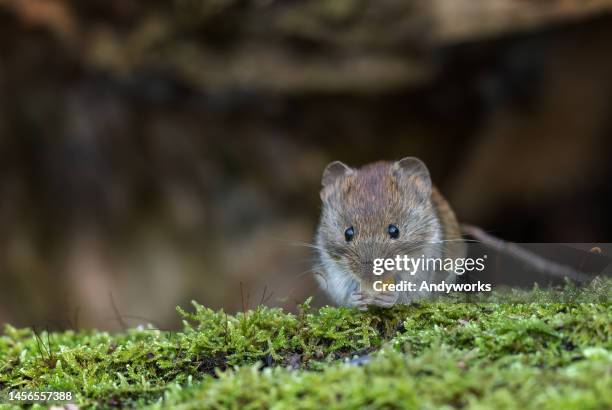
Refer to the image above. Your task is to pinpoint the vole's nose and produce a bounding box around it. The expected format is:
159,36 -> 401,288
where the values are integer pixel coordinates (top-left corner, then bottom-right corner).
359,260 -> 374,277
360,260 -> 374,269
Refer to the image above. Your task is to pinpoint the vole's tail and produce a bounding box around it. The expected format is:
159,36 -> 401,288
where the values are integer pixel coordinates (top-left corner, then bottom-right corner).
460,224 -> 593,283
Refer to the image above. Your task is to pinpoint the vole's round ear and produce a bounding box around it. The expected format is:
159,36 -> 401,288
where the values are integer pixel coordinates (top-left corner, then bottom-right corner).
321,161 -> 353,187
393,157 -> 432,199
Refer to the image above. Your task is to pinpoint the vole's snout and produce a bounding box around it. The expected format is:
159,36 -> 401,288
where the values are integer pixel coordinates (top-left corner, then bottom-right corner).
360,260 -> 375,277
349,259 -> 375,278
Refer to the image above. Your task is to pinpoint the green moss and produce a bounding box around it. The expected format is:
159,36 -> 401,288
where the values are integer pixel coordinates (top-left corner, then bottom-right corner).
144,344 -> 612,410
0,282 -> 610,409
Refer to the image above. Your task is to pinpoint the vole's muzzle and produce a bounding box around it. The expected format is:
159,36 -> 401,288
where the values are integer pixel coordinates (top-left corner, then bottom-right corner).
360,260 -> 375,277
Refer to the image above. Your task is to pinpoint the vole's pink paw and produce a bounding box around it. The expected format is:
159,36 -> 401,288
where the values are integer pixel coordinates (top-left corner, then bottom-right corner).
349,292 -> 371,310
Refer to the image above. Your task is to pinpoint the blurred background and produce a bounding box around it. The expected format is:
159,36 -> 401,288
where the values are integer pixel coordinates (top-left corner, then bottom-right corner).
1,0 -> 612,330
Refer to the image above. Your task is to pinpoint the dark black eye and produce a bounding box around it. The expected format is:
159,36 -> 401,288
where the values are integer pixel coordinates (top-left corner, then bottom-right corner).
388,224 -> 400,239
344,226 -> 355,242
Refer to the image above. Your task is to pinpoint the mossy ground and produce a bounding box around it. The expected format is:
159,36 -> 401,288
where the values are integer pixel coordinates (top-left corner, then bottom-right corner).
0,281 -> 610,409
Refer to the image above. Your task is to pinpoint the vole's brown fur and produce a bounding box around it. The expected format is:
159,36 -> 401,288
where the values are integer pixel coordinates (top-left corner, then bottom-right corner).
315,158 -> 465,308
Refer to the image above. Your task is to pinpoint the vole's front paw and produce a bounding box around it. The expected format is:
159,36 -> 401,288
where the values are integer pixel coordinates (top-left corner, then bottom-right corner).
371,290 -> 399,308
349,292 -> 372,310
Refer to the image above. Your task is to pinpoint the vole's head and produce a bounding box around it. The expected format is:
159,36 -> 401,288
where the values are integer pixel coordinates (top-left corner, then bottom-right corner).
316,157 -> 440,286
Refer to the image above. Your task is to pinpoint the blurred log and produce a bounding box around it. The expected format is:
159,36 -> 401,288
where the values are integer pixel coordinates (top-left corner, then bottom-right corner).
2,1 -> 612,94
427,0 -> 612,44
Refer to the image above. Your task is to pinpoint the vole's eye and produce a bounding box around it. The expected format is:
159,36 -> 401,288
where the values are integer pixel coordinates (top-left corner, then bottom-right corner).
388,224 -> 400,239
344,226 -> 355,242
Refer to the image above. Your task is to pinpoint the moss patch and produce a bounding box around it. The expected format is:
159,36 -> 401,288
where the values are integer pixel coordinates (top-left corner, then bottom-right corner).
1,281 -> 610,409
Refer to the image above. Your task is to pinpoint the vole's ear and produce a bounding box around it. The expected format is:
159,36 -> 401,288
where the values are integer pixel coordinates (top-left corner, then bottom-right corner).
393,157 -> 432,200
321,161 -> 353,187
